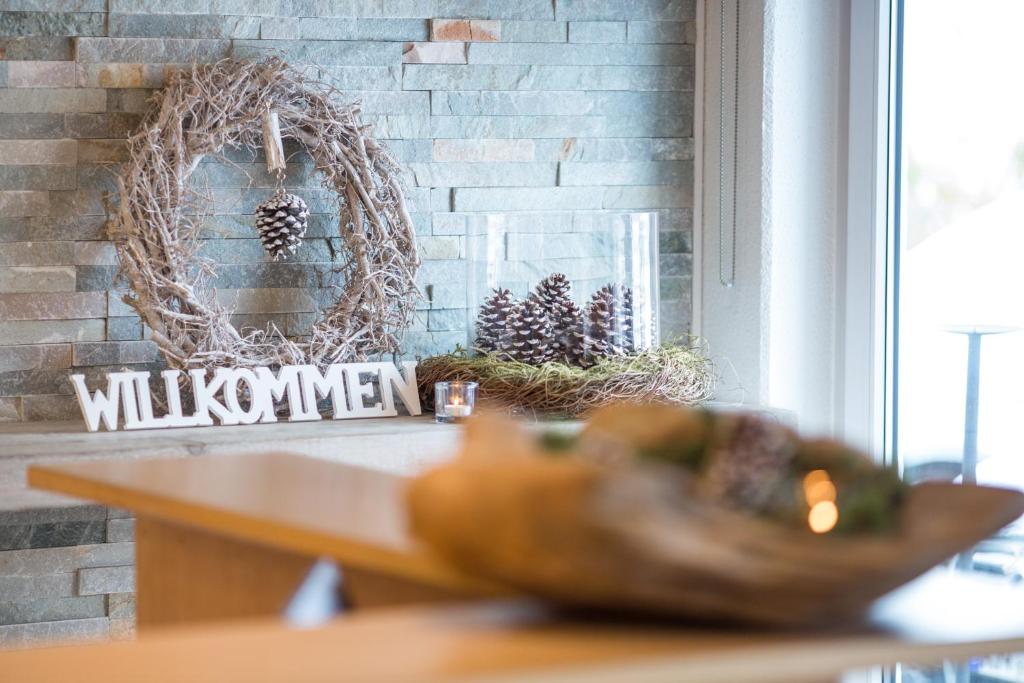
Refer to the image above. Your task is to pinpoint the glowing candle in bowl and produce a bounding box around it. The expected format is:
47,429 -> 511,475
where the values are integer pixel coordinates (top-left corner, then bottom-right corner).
434,381 -> 478,423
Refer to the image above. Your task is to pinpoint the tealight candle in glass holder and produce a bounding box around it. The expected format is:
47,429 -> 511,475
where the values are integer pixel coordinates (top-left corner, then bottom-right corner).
434,381 -> 478,423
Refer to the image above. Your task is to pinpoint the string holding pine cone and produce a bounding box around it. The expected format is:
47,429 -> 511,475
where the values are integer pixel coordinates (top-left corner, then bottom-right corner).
532,274 -> 584,365
500,297 -> 554,365
586,283 -> 635,359
475,287 -> 516,353
255,190 -> 309,261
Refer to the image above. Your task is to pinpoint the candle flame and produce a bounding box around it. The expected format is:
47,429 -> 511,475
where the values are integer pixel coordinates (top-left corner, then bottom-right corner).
808,501 -> 839,534
803,470 -> 838,533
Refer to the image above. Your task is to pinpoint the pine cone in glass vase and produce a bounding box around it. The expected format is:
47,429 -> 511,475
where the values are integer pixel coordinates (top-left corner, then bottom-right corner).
699,414 -> 799,513
475,287 -> 516,353
585,283 -> 635,359
255,190 -> 309,261
533,273 -> 585,365
500,296 -> 554,364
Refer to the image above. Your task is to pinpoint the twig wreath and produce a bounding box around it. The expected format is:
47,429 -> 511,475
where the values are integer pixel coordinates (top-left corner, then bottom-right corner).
108,58 -> 419,370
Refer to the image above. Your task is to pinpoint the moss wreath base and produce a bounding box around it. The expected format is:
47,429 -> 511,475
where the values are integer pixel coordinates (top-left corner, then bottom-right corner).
416,345 -> 715,418
109,58 -> 419,370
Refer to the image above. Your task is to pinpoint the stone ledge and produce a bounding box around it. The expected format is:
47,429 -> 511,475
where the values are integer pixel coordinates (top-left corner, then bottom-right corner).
0,416 -> 459,514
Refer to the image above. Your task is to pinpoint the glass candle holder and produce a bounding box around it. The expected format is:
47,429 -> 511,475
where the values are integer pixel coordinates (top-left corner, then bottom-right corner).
434,381 -> 478,423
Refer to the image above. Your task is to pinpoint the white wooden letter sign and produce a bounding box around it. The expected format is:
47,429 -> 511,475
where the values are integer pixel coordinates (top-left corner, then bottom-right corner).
71,362 -> 421,433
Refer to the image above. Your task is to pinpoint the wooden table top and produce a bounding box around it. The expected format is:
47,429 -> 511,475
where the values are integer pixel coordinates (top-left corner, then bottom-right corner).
27,452 -> 501,596
3,572 -> 1024,682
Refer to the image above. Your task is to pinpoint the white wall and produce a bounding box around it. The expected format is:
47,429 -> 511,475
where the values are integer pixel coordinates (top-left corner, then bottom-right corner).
700,0 -> 848,436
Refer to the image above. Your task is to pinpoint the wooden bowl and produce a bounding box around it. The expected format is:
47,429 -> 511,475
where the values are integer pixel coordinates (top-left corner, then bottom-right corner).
407,417 -> 1024,626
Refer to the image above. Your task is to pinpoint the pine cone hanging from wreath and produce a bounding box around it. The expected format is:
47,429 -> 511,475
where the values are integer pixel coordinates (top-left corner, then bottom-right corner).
586,283 -> 635,359
255,190 -> 309,261
475,287 -> 516,353
500,296 -> 554,365
533,273 -> 585,365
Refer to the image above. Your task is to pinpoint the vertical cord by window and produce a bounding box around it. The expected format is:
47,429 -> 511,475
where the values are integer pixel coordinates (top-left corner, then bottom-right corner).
719,0 -> 739,287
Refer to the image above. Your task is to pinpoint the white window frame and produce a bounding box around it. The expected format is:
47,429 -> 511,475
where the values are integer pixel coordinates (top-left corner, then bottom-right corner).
839,0 -> 898,460
696,0 -> 897,448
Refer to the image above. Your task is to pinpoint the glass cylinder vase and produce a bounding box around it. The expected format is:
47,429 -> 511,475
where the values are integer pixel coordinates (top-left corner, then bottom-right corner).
464,211 -> 660,353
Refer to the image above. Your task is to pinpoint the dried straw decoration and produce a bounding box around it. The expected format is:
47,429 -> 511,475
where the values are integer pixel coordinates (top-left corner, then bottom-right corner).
108,58 -> 419,370
416,345 -> 715,417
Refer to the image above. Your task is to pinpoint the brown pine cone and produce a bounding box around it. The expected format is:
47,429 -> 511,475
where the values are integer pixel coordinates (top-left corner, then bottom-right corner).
699,414 -> 799,512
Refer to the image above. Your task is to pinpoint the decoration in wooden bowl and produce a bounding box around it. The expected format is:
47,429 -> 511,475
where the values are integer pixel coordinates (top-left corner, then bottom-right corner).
407,406 -> 1024,626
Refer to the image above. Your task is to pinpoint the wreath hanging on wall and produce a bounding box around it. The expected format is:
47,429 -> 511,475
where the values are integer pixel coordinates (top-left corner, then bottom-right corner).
108,58 -> 419,370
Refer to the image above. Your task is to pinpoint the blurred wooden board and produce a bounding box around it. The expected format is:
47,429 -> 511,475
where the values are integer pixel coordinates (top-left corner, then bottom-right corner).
29,452 -> 497,594
28,453 -> 504,627
3,572 -> 1024,682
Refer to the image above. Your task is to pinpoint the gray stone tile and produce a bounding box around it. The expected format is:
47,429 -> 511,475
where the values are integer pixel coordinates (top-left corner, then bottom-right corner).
501,21 -> 567,42
659,252 -> 692,278
0,573 -> 75,602
77,565 -> 134,596
659,275 -> 692,301
659,229 -> 693,255
75,266 -> 118,291
427,308 -> 467,331
408,162 -> 557,188
651,137 -> 695,161
0,320 -> 105,347
556,0 -> 696,21
20,394 -> 81,422
0,595 -> 106,627
0,12 -> 105,37
0,194 -> 50,221
0,166 -> 75,191
627,21 -> 688,43
0,266 -> 77,293
433,0 -> 553,19
105,88 -> 155,114
6,60 -> 76,87
0,37 -> 74,61
64,112 -> 142,139
0,615 -> 109,647
71,341 -> 159,367
109,13 -> 262,38
466,42 -> 691,66
109,0 -> 209,10
0,543 -> 132,577
0,89 -> 106,114
107,592 -> 135,619
0,242 -> 72,267
105,519 -> 134,543
74,38 -> 233,62
109,616 -> 134,640
402,64 -> 692,91
0,113 -> 65,139
0,292 -> 106,321
316,65 -> 403,90
559,161 -> 692,187
0,521 -> 106,552
0,398 -> 19,423
0,344 -> 72,374
105,317 -> 143,341
296,17 -> 428,41
569,21 -> 626,43
3,1 -> 104,10
0,216 -> 107,243
0,506 -> 106,528
231,39 -> 403,65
